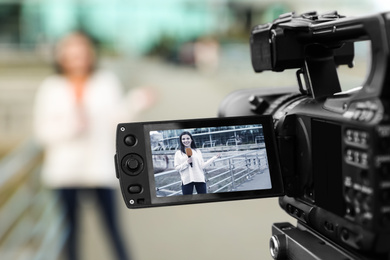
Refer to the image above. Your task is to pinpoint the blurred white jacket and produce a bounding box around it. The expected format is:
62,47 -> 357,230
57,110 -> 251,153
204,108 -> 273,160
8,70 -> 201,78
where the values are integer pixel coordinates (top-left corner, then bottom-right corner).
33,70 -> 146,188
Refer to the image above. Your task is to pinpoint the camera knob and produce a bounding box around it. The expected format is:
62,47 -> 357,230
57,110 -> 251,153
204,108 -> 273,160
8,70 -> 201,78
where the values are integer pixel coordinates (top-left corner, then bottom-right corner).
269,234 -> 286,259
124,135 -> 137,146
122,154 -> 144,176
127,158 -> 140,171
249,95 -> 269,114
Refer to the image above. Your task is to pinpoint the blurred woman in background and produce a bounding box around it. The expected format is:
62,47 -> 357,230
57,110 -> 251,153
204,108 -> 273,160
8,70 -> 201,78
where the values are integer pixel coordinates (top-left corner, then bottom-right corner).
33,31 -> 155,260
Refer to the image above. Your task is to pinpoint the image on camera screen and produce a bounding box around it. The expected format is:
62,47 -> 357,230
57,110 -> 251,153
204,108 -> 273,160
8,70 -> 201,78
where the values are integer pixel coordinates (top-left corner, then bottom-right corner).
149,124 -> 272,197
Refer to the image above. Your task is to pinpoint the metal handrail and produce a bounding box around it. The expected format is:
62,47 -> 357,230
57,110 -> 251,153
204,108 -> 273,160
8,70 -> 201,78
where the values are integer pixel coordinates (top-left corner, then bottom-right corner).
155,149 -> 268,197
0,139 -> 40,188
0,138 -> 68,260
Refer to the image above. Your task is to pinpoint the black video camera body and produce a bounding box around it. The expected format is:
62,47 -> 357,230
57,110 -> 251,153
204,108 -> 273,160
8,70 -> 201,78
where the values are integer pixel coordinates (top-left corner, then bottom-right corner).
221,11 -> 390,258
115,11 -> 390,259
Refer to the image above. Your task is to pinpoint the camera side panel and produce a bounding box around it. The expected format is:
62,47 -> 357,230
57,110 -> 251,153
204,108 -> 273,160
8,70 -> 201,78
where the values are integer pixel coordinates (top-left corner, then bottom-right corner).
116,123 -> 152,208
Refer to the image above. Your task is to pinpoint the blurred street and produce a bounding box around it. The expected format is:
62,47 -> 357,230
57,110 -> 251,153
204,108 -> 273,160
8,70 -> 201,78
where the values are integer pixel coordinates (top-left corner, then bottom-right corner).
0,47 -> 297,260
0,39 -> 372,258
0,31 -> 374,257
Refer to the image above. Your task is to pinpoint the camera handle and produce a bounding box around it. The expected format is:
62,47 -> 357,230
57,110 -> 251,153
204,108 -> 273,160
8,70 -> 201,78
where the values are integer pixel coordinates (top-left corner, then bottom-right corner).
292,12 -> 390,101
270,222 -> 381,260
296,44 -> 344,100
308,12 -> 390,100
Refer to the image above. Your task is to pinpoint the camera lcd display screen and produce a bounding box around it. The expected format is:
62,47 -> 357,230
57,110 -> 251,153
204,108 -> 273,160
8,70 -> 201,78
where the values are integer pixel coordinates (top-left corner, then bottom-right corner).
150,124 -> 272,197
142,116 -> 284,206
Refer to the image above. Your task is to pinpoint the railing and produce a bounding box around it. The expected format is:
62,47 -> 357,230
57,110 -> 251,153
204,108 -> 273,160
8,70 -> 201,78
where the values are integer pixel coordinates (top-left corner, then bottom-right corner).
0,139 -> 68,260
155,149 -> 268,197
202,140 -> 216,148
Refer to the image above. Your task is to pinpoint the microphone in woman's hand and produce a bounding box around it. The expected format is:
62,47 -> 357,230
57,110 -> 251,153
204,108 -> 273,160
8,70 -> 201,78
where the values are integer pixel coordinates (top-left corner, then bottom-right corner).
185,148 -> 193,167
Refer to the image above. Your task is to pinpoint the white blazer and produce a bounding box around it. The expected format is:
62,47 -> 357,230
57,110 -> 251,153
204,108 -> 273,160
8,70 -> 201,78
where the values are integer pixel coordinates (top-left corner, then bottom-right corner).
34,70 -> 130,188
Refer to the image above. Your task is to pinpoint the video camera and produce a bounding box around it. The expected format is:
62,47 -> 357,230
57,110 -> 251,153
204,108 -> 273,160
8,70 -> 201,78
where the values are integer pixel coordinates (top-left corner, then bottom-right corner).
115,11 -> 390,259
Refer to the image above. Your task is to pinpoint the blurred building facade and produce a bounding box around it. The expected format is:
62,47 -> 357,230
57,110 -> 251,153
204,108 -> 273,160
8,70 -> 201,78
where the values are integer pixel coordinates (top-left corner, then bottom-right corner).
0,0 -> 378,54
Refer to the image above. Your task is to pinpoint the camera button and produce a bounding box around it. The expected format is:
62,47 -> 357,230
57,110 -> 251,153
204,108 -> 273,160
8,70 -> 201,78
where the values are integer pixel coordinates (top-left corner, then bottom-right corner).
127,158 -> 140,170
121,154 -> 144,176
128,185 -> 143,194
114,154 -> 120,179
124,135 -> 137,146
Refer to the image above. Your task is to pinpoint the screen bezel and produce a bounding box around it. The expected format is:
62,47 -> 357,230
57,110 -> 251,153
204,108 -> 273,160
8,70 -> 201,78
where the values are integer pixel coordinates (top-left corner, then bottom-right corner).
143,115 -> 284,206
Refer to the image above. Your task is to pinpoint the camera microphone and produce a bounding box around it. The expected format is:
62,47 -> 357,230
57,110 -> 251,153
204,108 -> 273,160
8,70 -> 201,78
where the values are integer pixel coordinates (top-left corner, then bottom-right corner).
185,148 -> 193,167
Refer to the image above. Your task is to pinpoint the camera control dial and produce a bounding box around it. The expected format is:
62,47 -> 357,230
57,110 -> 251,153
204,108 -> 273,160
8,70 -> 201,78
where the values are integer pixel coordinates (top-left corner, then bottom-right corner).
121,154 -> 144,176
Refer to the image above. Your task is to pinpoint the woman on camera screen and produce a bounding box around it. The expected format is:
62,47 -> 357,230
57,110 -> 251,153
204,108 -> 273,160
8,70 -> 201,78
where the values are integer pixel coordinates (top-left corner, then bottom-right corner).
174,131 -> 220,195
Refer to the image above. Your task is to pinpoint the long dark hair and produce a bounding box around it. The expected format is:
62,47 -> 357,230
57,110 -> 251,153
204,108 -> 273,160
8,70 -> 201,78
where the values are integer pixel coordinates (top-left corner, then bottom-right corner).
179,131 -> 197,154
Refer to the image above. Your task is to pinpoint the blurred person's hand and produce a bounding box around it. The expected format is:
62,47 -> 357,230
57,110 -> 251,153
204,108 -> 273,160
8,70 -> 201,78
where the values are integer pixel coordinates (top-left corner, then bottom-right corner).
126,86 -> 158,114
